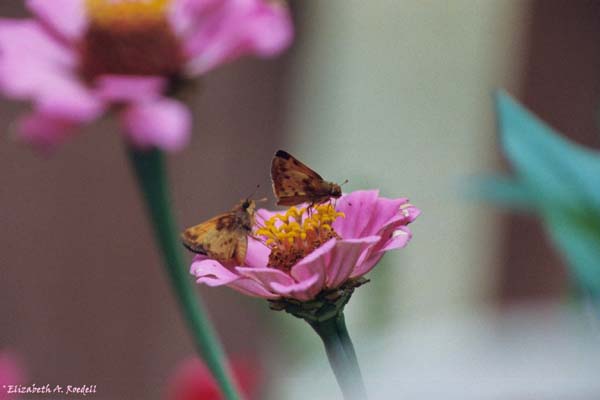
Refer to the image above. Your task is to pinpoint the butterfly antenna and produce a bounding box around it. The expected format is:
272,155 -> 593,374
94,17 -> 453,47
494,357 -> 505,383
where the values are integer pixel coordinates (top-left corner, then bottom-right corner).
246,184 -> 261,201
340,179 -> 349,186
246,184 -> 270,204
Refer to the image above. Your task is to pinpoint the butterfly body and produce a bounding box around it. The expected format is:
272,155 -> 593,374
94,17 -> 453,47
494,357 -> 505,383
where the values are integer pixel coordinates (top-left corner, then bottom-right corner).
181,200 -> 255,265
271,150 -> 342,206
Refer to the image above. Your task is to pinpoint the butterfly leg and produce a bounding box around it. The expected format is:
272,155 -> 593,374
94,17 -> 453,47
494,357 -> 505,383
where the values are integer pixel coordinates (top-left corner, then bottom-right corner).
306,202 -> 317,218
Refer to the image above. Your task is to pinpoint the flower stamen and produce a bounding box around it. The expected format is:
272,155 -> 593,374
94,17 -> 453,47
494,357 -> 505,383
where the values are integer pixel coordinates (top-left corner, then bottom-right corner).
86,0 -> 172,27
81,0 -> 184,80
256,204 -> 345,271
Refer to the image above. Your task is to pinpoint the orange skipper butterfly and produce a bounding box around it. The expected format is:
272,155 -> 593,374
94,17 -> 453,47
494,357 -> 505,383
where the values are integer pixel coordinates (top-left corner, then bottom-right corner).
271,150 -> 343,206
181,199 -> 255,265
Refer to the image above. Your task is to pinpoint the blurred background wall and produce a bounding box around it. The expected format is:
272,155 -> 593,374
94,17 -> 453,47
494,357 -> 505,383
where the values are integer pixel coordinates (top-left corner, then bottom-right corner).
2,0 -> 600,399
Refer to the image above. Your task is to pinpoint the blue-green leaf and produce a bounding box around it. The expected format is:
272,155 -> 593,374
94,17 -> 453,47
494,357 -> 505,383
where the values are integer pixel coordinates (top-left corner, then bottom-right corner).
495,91 -> 600,211
544,206 -> 600,294
467,175 -> 537,211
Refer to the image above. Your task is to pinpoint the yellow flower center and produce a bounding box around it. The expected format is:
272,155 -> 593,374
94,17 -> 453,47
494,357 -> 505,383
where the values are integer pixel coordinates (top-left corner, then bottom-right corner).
86,0 -> 171,27
81,0 -> 184,81
256,204 -> 345,271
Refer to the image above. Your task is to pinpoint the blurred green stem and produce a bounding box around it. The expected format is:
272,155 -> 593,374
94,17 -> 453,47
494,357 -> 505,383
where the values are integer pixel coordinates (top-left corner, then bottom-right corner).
127,148 -> 241,400
335,313 -> 363,380
310,312 -> 367,400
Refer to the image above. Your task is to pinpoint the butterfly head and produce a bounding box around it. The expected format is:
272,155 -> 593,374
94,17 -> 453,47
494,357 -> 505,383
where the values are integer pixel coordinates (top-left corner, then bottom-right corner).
239,199 -> 256,214
239,184 -> 267,215
330,183 -> 343,198
330,179 -> 349,198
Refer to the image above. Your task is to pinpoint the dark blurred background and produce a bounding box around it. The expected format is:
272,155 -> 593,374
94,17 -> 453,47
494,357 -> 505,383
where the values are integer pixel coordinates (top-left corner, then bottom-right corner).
2,1 -> 600,399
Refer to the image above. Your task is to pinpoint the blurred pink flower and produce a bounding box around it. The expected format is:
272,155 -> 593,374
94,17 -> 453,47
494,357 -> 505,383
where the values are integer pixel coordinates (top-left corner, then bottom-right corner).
0,352 -> 24,400
0,0 -> 293,151
191,190 -> 420,301
166,357 -> 257,400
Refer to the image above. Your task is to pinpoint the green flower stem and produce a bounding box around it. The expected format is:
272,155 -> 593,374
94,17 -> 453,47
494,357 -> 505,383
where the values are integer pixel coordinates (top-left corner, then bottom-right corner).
127,148 -> 241,400
335,313 -> 364,383
310,312 -> 368,400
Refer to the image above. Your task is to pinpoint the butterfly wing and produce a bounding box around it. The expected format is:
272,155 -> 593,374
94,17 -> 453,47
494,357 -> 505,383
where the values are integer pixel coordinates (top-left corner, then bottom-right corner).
181,213 -> 246,264
232,233 -> 248,265
271,150 -> 330,206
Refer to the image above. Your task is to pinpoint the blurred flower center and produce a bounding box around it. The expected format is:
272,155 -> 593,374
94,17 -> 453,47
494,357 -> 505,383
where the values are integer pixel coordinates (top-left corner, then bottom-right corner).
81,0 -> 184,80
256,204 -> 345,271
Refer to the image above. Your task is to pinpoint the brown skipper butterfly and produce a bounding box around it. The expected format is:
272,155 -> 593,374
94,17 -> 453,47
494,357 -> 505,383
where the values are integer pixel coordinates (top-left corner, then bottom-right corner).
271,150 -> 343,206
181,199 -> 256,265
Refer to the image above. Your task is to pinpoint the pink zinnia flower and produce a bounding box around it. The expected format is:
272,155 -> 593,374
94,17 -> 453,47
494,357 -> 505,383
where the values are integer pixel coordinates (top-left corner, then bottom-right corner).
0,352 -> 24,400
190,190 -> 420,301
0,0 -> 293,151
166,357 -> 258,400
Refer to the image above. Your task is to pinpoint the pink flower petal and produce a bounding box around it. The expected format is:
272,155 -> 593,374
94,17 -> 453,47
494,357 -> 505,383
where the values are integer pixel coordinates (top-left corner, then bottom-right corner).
270,273 -> 320,302
16,112 -> 81,151
244,237 -> 270,268
290,238 -> 336,283
351,226 -> 413,278
34,72 -> 105,121
94,75 -> 166,103
121,98 -> 191,152
351,251 -> 384,279
26,0 -> 87,42
190,257 -> 277,298
325,236 -> 380,288
0,20 -> 103,124
273,239 -> 336,300
0,20 -> 77,98
333,190 -> 379,238
230,278 -> 279,299
380,227 -> 413,252
401,204 -> 421,223
367,197 -> 412,232
190,258 -> 240,286
170,0 -> 222,35
334,193 -> 419,279
183,0 -> 293,75
237,0 -> 293,56
235,267 -> 295,293
334,190 -> 407,239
